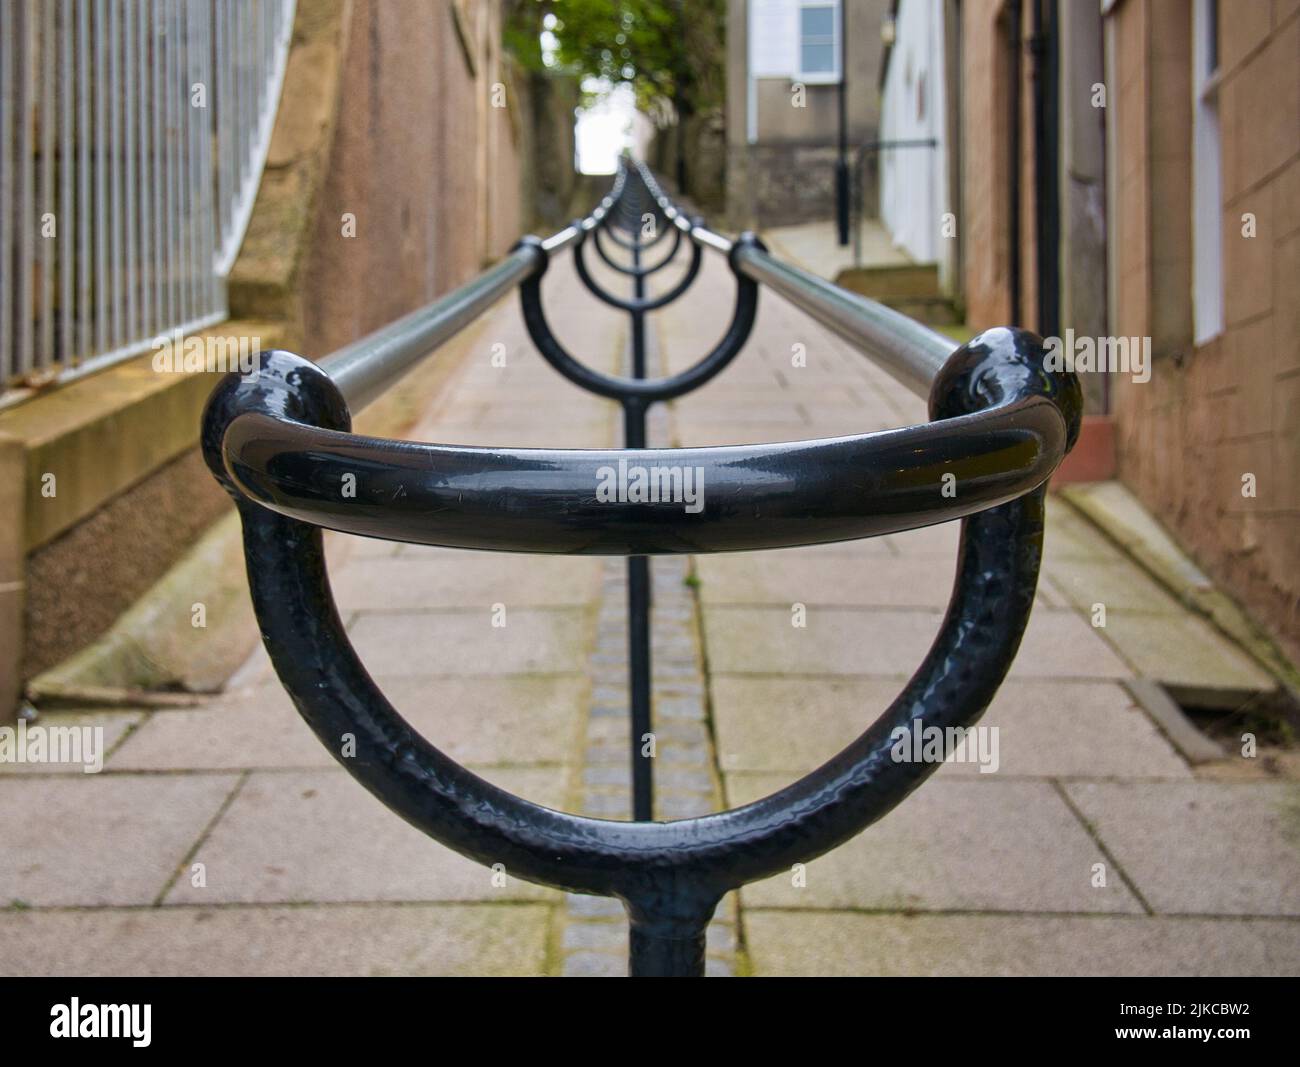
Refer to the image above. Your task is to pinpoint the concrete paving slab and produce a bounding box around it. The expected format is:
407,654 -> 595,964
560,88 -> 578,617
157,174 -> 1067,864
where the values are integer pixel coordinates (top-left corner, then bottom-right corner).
108,689 -> 334,771
108,675 -> 587,771
712,677 -> 1190,779
671,421 -> 843,446
701,604 -> 1130,679
1063,780 -> 1300,916
671,402 -> 808,425
346,607 -> 590,678
696,552 -> 958,608
164,768 -> 565,905
1045,557 -> 1184,614
1096,609 -> 1276,693
1012,608 -> 1135,679
743,911 -> 1300,976
0,774 -> 240,906
424,424 -> 613,448
0,708 -> 142,776
727,776 -> 1141,914
0,903 -> 551,976
331,554 -> 604,610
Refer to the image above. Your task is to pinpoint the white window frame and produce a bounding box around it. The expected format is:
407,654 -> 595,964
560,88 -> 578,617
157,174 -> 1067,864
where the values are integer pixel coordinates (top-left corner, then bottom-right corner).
796,0 -> 842,85
1191,0 -> 1224,344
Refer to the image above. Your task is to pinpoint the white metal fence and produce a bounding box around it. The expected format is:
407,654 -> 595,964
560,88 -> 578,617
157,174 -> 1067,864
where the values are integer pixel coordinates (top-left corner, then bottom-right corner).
0,0 -> 295,399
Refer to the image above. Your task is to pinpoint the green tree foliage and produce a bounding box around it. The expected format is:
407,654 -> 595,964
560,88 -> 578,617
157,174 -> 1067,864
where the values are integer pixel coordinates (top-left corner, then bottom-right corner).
504,0 -> 724,119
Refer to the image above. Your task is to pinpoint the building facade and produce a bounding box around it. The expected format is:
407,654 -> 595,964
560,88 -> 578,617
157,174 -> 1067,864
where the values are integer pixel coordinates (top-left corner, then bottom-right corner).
879,0 -> 1298,660
726,0 -> 892,228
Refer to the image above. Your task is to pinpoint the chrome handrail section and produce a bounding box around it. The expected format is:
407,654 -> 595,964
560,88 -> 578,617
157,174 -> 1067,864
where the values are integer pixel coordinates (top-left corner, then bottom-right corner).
319,249 -> 541,413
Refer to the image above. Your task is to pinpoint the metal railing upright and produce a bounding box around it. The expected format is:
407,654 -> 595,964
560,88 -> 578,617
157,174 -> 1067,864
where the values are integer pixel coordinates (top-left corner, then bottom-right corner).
202,159 -> 1081,977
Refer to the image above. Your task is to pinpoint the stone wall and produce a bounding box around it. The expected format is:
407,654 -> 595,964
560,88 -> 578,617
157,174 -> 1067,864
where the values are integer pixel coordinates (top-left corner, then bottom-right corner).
727,142 -> 878,229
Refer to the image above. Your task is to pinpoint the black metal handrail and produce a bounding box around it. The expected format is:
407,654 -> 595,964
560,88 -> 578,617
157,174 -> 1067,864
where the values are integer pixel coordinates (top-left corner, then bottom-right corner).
202,159 -> 1081,977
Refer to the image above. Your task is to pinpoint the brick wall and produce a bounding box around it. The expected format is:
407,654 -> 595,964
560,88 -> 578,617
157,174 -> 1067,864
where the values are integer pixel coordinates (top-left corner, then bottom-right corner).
1110,0 -> 1300,660
957,0 -> 1298,658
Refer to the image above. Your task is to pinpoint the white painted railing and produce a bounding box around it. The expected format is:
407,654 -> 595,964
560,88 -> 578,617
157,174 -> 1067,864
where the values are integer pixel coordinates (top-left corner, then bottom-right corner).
0,0 -> 296,400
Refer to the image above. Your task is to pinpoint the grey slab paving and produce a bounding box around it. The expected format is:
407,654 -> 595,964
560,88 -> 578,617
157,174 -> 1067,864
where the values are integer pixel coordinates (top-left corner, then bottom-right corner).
346,607 -> 590,678
438,398 -> 611,426
672,402 -> 808,425
1011,608 -> 1135,679
109,675 -> 587,771
1046,558 -> 1185,614
727,776 -> 1142,914
108,690 -> 334,772
331,554 -> 604,610
672,421 -> 849,446
696,552 -> 959,608
1093,609 -> 1276,693
0,774 -> 240,906
426,425 -> 613,448
701,604 -> 1130,679
1042,519 -> 1129,566
0,904 -> 551,976
164,768 -> 565,905
1063,780 -> 1300,916
712,677 -> 1190,779
743,911 -> 1300,977
0,709 -> 143,776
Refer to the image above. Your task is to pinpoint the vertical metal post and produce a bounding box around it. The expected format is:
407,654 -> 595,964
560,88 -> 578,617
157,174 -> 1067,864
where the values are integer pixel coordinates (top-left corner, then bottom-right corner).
18,0 -> 36,379
60,0 -> 74,365
39,0 -> 56,374
627,910 -> 712,977
631,242 -> 646,379
835,0 -> 850,246
625,196 -> 653,822
77,0 -> 91,362
0,1 -> 11,385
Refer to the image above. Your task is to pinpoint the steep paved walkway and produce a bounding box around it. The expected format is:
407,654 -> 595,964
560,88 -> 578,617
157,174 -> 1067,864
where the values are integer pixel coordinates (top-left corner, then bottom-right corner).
1,243 -> 1296,977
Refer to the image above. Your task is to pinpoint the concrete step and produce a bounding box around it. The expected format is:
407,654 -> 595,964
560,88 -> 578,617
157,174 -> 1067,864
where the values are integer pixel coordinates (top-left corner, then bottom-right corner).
833,263 -> 960,326
834,262 -> 942,300
882,296 -> 962,327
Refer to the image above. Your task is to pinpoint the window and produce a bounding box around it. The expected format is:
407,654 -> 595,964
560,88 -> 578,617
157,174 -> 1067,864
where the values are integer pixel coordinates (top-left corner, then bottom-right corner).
798,2 -> 840,83
1191,0 -> 1223,343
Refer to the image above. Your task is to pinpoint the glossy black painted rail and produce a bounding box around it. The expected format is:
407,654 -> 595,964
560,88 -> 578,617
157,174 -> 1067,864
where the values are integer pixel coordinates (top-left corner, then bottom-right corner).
202,160 -> 1081,977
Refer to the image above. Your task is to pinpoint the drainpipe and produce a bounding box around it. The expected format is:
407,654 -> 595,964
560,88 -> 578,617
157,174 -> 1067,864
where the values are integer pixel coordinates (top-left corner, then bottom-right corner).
1029,0 -> 1060,339
836,0 -> 850,245
1008,0 -> 1022,325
